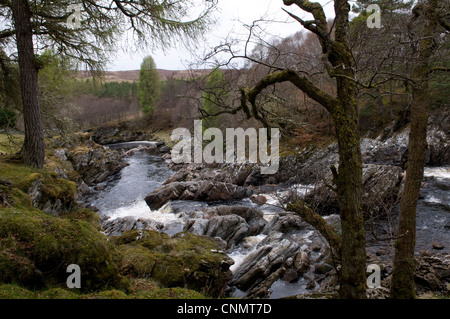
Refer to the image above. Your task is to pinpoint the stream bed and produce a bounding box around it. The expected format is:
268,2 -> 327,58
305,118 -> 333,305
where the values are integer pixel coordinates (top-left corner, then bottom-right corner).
85,144 -> 450,298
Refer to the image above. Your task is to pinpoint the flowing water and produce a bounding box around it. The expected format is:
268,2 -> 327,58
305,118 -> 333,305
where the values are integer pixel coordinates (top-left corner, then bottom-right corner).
87,144 -> 450,298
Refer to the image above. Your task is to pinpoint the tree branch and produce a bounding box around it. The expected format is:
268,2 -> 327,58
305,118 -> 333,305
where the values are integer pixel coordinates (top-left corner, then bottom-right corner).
287,199 -> 342,258
242,68 -> 337,115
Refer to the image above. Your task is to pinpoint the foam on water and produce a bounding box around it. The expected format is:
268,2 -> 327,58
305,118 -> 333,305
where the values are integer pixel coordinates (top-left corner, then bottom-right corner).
228,234 -> 267,272
106,199 -> 180,224
424,167 -> 450,180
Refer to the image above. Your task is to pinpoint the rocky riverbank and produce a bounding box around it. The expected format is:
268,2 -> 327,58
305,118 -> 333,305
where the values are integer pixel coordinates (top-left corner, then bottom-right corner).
137,117 -> 450,298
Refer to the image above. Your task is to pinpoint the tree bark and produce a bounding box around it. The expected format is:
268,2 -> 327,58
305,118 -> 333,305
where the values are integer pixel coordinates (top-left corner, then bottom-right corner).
333,78 -> 366,299
390,0 -> 438,299
11,0 -> 45,168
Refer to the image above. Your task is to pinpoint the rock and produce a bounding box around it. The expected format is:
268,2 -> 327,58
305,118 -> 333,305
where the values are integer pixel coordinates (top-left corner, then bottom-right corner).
414,252 -> 450,293
66,144 -> 128,186
282,269 -> 299,283
432,242 -> 445,250
250,195 -> 267,205
183,218 -> 210,236
262,213 -> 309,234
101,216 -> 164,236
144,181 -> 253,210
293,250 -> 310,275
229,232 -> 300,291
21,174 -> 77,216
314,263 -> 334,275
203,206 -> 267,236
90,126 -> 154,145
304,164 -> 403,216
184,206 -> 267,249
247,267 -> 286,298
203,215 -> 249,249
116,230 -> 234,297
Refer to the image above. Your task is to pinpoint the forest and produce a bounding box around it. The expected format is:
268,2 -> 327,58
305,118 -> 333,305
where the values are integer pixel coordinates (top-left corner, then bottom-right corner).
0,0 -> 449,305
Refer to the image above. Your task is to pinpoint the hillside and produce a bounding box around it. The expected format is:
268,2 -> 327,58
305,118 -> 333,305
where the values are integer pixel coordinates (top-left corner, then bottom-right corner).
76,69 -> 212,82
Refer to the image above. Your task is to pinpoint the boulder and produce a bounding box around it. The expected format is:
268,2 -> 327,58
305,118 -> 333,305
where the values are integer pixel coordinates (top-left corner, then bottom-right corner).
66,144 -> 128,186
115,230 -> 234,297
304,164 -> 403,216
262,213 -> 309,234
101,216 -> 164,236
144,181 -> 253,210
203,206 -> 267,236
184,206 -> 267,249
203,215 -> 249,249
229,232 -> 300,291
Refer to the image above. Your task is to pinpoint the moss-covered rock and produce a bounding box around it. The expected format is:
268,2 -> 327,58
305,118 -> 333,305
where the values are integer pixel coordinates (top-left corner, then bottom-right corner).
115,230 -> 233,297
0,207 -> 125,291
0,162 -> 78,216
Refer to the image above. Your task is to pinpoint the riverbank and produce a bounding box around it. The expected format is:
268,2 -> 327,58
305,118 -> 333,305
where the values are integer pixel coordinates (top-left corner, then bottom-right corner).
0,123 -> 449,299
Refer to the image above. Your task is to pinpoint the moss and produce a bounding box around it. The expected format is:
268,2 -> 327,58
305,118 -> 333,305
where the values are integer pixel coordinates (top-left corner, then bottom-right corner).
88,289 -> 128,299
60,208 -> 101,230
115,231 -> 231,297
0,284 -> 35,299
36,288 -> 80,299
0,209 -> 124,291
0,161 -> 77,212
0,134 -> 23,155
144,287 -> 208,299
118,245 -> 158,278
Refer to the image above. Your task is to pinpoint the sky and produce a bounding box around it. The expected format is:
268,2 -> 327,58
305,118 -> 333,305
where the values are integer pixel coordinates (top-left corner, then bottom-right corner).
106,0 -> 336,71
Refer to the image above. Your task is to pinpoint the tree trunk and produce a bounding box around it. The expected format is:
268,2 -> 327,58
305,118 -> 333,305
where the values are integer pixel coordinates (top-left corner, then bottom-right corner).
11,0 -> 45,168
332,0 -> 367,298
334,81 -> 366,299
390,0 -> 437,299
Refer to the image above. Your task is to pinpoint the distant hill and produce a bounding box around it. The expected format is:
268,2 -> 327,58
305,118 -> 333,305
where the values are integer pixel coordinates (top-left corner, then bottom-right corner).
76,69 -> 211,82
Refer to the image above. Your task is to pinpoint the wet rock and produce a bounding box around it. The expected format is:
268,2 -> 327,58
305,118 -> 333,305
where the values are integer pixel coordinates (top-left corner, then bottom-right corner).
282,269 -> 299,283
66,144 -> 128,186
203,206 -> 267,236
314,263 -> 334,275
432,242 -> 445,250
203,215 -> 249,249
144,181 -> 253,210
184,206 -> 267,249
414,252 -> 450,293
250,195 -> 267,205
91,126 -> 154,145
101,216 -> 164,236
293,250 -> 310,275
262,213 -> 309,234
229,232 -> 300,291
304,164 -> 403,216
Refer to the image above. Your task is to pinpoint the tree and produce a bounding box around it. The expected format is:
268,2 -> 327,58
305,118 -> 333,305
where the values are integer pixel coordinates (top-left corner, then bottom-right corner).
0,0 -> 217,168
390,0 -> 450,299
138,56 -> 161,115
213,0 -> 367,298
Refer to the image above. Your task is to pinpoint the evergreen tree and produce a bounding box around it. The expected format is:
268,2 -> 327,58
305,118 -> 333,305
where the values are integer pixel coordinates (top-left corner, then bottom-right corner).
0,0 -> 216,168
138,56 -> 161,115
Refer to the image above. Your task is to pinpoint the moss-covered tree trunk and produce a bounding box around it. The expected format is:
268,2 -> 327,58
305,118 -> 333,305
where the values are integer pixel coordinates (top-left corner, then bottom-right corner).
390,0 -> 439,299
333,87 -> 366,299
11,0 -> 45,169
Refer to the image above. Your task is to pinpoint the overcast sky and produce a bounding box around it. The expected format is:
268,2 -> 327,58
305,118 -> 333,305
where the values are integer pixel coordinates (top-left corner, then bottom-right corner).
106,0 -> 336,71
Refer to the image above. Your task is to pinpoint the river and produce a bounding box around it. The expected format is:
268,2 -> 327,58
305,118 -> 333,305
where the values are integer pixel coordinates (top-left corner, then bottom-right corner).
86,144 -> 450,298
